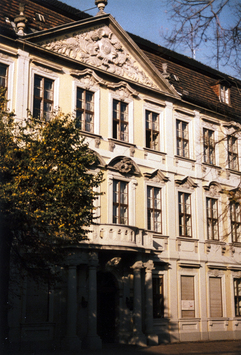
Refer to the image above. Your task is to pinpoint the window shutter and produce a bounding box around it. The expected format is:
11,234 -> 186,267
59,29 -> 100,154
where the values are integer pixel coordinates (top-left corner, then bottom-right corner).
209,277 -> 222,317
181,276 -> 195,317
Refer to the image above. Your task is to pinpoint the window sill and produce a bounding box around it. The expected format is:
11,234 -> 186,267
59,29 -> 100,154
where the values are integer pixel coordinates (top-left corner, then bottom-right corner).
79,130 -> 102,140
144,147 -> 166,156
226,168 -> 241,175
231,242 -> 241,247
202,162 -> 222,171
175,155 -> 195,163
108,138 -> 136,149
177,236 -> 197,242
205,239 -> 226,245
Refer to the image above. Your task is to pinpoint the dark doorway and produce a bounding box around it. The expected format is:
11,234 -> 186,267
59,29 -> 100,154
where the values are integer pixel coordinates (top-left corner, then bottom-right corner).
97,271 -> 118,343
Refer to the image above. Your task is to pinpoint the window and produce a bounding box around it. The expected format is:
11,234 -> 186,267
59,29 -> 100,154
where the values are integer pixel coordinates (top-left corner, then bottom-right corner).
0,64 -> 8,106
203,128 -> 215,165
147,186 -> 162,232
26,277 -> 49,323
76,88 -> 94,132
181,276 -> 195,318
228,135 -> 238,170
230,202 -> 241,243
33,75 -> 54,121
0,63 -> 8,89
209,277 -> 222,317
113,180 -> 128,225
153,276 -> 164,318
206,198 -> 219,240
220,85 -> 229,104
146,110 -> 159,150
176,120 -> 189,158
113,100 -> 128,141
178,192 -> 192,237
234,278 -> 241,317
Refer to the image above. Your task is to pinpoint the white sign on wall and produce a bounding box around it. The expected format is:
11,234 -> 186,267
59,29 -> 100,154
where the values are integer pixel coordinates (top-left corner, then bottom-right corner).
181,300 -> 195,310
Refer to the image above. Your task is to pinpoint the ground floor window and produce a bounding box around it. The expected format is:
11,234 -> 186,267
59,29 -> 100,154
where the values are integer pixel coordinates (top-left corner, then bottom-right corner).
209,277 -> 223,317
153,276 -> 164,318
234,278 -> 241,317
181,275 -> 195,318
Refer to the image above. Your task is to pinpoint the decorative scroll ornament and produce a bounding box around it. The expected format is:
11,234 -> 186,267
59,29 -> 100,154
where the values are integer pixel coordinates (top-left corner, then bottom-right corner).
115,157 -> 135,174
108,156 -> 141,175
41,26 -> 156,88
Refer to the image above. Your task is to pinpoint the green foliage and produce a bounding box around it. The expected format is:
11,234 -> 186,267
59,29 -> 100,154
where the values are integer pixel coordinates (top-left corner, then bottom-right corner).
0,88 -> 103,274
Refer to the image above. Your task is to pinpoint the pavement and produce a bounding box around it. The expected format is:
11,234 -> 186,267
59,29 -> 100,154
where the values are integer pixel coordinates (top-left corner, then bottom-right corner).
3,340 -> 241,355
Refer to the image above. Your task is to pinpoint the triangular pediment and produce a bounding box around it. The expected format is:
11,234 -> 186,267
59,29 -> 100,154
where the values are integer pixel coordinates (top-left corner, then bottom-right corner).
26,14 -> 179,96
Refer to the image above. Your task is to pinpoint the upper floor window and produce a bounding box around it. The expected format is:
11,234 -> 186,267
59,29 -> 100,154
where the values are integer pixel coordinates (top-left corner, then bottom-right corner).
33,75 -> 54,121
230,202 -> 241,243
113,180 -> 128,225
220,85 -> 230,104
206,197 -> 219,240
203,128 -> 215,165
234,278 -> 241,317
228,135 -> 239,170
176,120 -> 189,158
0,63 -> 8,89
113,100 -> 128,142
178,192 -> 192,237
76,88 -> 94,132
146,110 -> 159,150
147,186 -> 162,232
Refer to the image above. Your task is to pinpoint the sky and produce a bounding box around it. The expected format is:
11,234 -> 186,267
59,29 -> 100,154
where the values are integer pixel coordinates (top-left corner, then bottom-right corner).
63,0 -> 237,77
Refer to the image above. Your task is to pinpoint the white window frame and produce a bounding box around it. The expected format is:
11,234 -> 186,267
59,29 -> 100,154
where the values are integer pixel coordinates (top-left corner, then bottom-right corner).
174,111 -> 194,160
108,91 -> 134,143
72,79 -> 100,135
204,190 -> 223,241
144,180 -> 166,235
176,187 -> 197,239
30,67 -> 59,118
143,101 -> 164,152
0,57 -> 14,111
107,173 -> 136,226
202,120 -> 219,166
230,272 -> 241,318
179,271 -> 198,319
207,273 -> 226,319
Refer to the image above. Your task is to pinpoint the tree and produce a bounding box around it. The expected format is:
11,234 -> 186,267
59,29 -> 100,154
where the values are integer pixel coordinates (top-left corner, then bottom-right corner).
0,88 -> 103,349
163,0 -> 241,76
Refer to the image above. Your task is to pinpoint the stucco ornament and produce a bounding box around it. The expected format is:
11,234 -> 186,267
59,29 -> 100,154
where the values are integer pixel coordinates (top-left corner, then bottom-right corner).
114,157 -> 134,174
41,26 -> 155,87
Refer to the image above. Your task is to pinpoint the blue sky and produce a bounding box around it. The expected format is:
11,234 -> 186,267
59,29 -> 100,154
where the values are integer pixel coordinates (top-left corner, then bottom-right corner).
63,0 -> 237,77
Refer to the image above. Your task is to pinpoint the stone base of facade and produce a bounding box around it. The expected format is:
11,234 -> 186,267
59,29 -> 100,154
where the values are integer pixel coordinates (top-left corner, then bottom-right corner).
147,333 -> 159,345
61,336 -> 82,351
85,334 -> 102,350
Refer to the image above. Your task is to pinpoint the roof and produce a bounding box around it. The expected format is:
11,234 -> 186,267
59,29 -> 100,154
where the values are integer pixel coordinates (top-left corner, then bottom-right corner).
130,33 -> 241,120
1,0 -> 241,121
0,0 -> 91,36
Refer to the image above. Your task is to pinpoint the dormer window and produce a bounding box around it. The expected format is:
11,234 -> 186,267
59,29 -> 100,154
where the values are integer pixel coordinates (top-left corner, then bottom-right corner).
220,84 -> 229,104
210,81 -> 231,105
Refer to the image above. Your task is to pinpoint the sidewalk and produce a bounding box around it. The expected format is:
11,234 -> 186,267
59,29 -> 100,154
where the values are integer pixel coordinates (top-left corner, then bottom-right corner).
4,340 -> 241,355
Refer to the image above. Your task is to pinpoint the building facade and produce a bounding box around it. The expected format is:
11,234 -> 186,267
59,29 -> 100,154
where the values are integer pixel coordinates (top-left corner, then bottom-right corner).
1,0 -> 241,350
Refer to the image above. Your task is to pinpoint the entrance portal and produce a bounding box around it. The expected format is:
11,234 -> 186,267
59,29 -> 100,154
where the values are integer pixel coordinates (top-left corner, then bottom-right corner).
97,272 -> 118,343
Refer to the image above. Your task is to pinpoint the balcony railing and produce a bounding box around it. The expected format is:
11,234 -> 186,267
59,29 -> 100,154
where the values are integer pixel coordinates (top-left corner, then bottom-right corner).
82,224 -> 154,249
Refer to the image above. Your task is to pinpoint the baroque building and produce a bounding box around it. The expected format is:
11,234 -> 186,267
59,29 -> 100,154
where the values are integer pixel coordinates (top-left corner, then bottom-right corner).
1,0 -> 241,350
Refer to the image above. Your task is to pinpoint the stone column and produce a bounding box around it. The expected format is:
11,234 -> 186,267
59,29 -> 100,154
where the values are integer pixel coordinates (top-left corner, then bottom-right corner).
62,262 -> 82,350
86,252 -> 102,350
145,260 -> 159,345
131,261 -> 146,346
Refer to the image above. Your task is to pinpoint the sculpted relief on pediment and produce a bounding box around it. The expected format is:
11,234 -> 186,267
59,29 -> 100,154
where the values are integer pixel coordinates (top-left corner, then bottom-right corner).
41,26 -> 157,88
